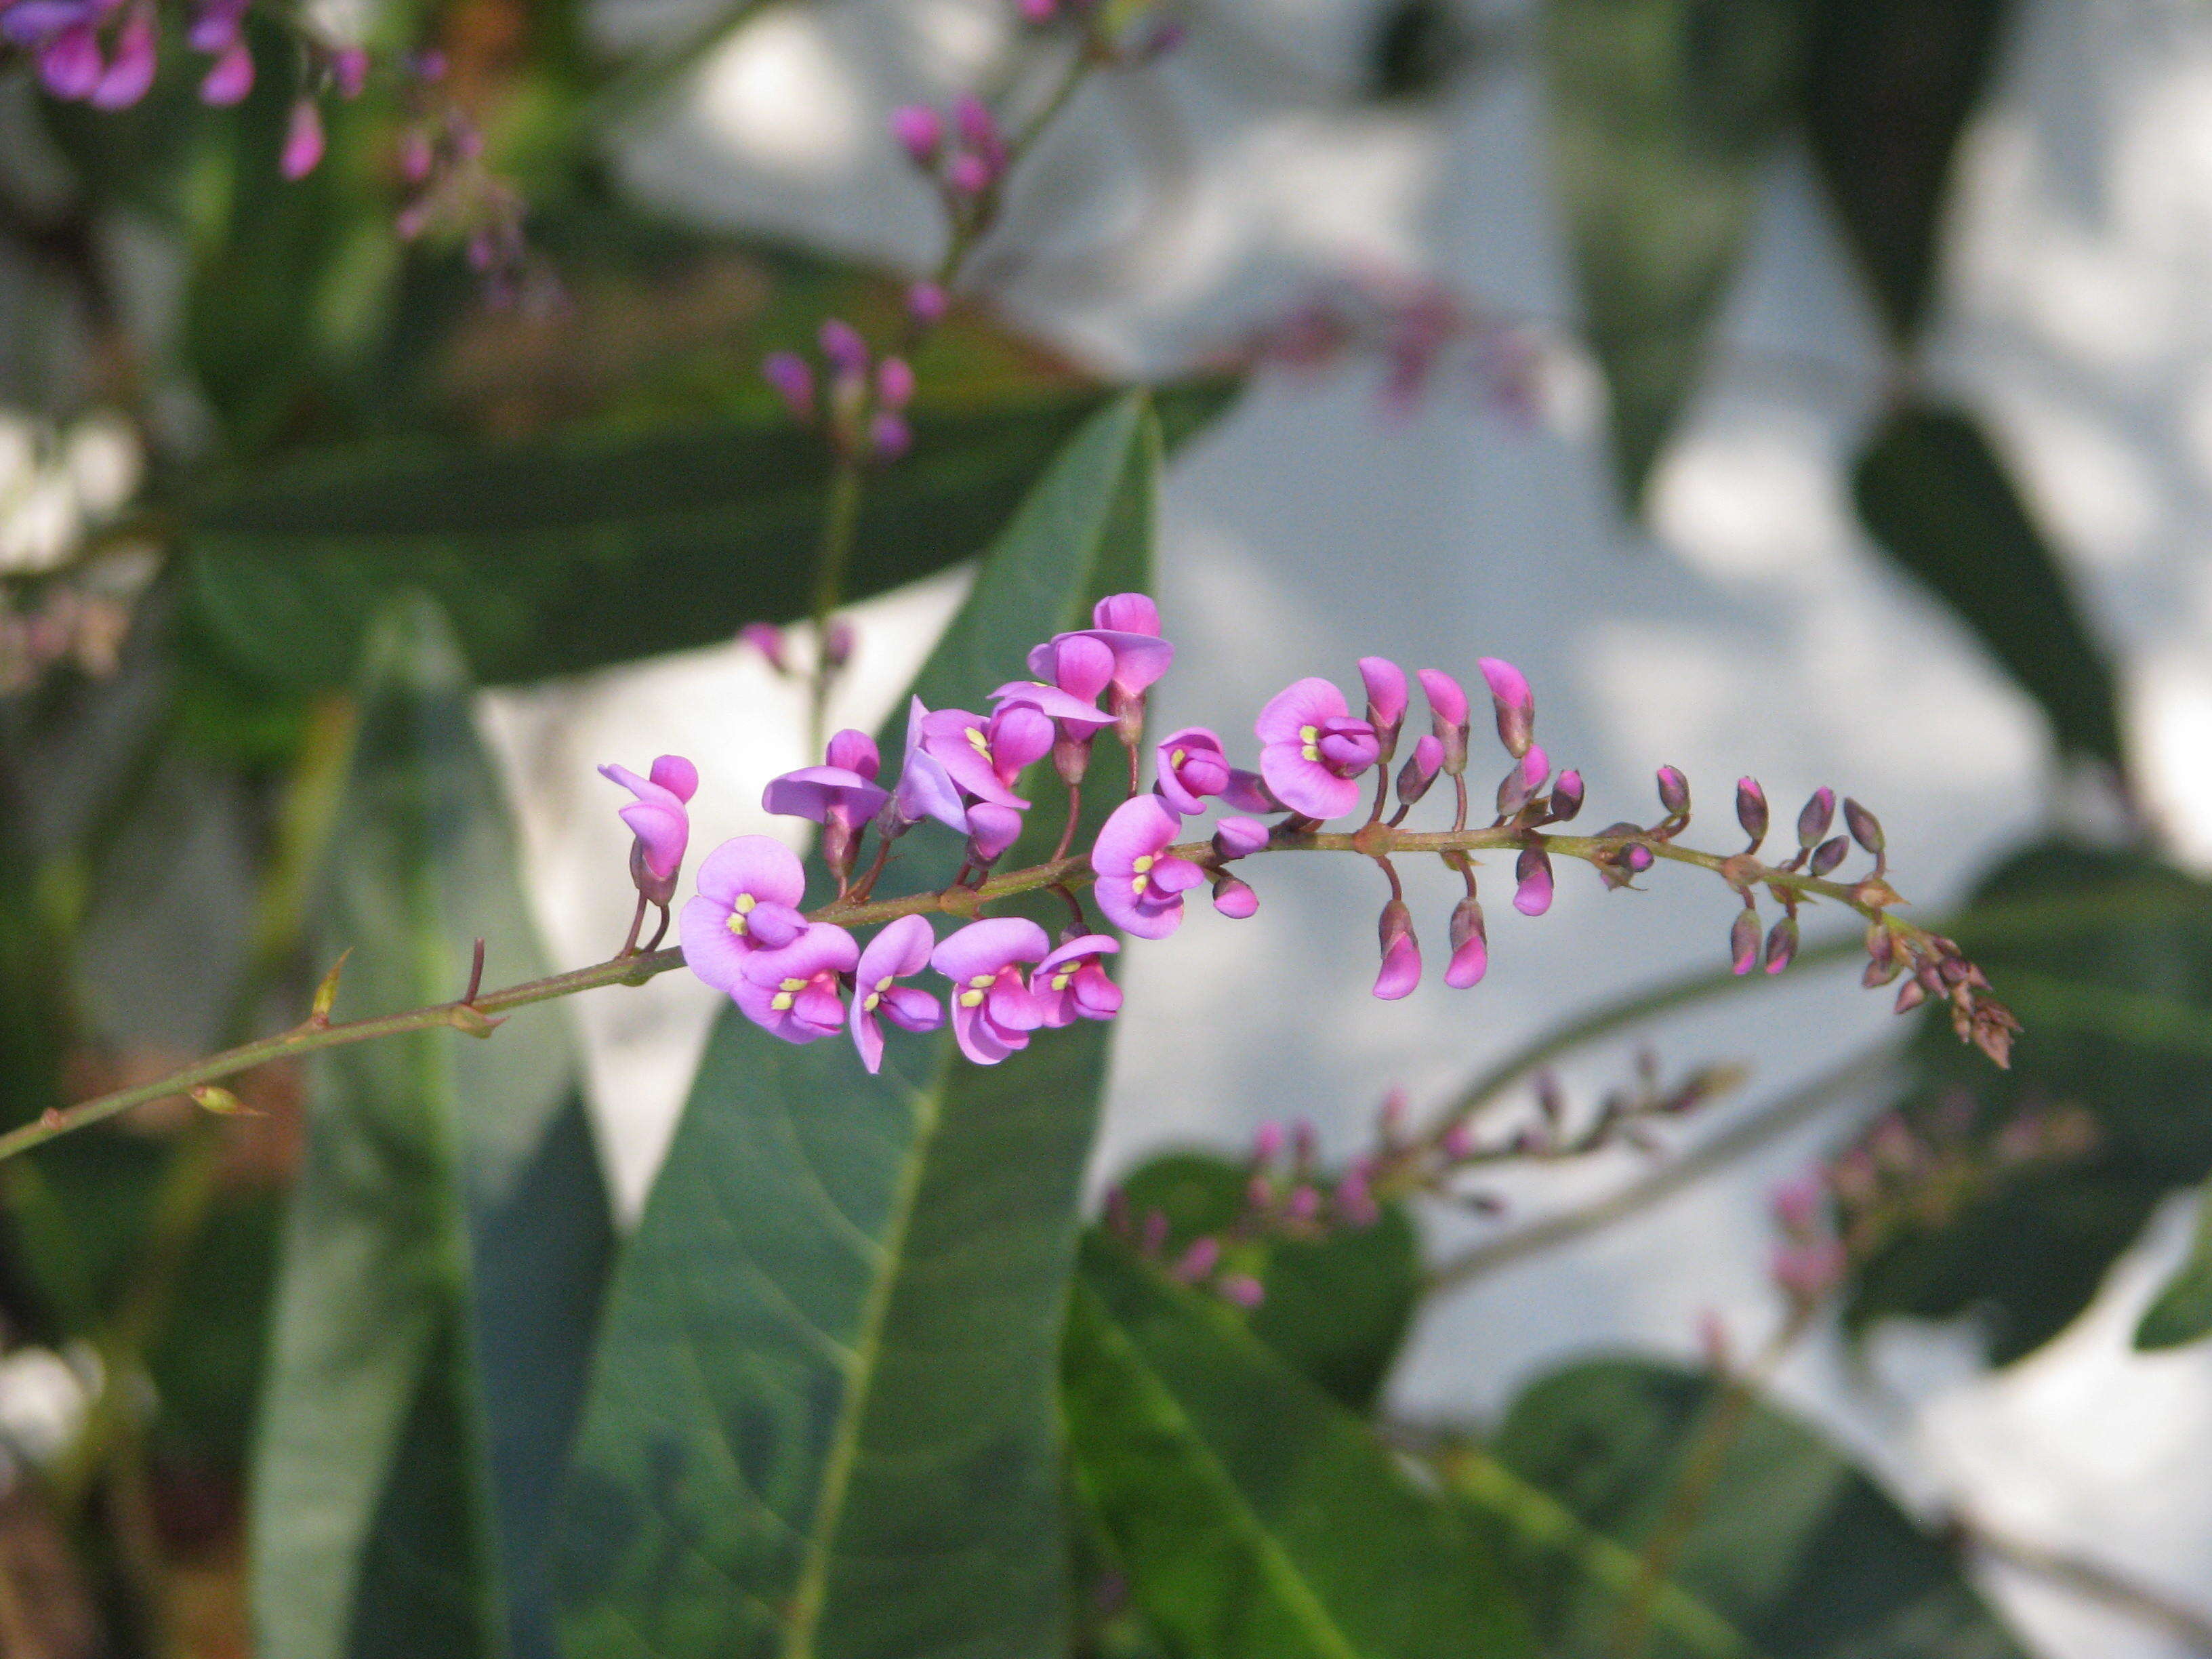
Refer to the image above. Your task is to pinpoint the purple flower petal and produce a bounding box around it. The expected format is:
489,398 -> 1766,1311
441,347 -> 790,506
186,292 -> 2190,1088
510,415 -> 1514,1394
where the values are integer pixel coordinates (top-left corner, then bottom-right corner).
693,835 -> 805,909
991,679 -> 1115,728
1093,593 -> 1162,636
1255,677 -> 1349,747
740,921 -> 859,987
1258,748 -> 1364,819
650,754 -> 699,802
762,766 -> 890,827
200,37 -> 253,104
825,729 -> 880,781
1373,932 -> 1422,1000
618,800 -> 688,881
1027,634 -> 1116,703
679,895 -> 750,993
1358,657 -> 1408,731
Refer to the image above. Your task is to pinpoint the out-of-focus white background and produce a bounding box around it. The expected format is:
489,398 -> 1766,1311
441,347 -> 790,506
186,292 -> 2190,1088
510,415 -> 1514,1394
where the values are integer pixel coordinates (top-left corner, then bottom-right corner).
476,1 -> 2212,1652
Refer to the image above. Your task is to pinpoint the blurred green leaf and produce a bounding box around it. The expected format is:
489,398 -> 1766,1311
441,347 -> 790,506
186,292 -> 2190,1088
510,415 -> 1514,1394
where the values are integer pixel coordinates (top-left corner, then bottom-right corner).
1849,843 -> 2212,1363
1111,1152 -> 1420,1412
1063,1233 -> 1532,1659
1852,405 -> 2123,773
1486,1357 -> 2028,1657
553,394 -> 1162,1658
1802,0 -> 2011,342
250,595 -> 611,1659
1539,0 -> 1807,508
2135,1176 -> 2212,1349
186,376 -> 1236,689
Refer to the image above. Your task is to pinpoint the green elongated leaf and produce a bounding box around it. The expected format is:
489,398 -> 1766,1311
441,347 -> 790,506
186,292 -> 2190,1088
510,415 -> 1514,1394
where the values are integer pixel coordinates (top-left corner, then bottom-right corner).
2135,1176 -> 2212,1349
251,595 -> 613,1659
1111,1153 -> 1420,1413
1801,0 -> 2011,342
1064,1234 -> 1532,1659
554,392 -> 1164,1658
186,377 -> 1237,691
1539,0 -> 1807,508
1852,405 -> 2124,773
1487,1357 -> 2028,1658
1848,842 -> 2212,1363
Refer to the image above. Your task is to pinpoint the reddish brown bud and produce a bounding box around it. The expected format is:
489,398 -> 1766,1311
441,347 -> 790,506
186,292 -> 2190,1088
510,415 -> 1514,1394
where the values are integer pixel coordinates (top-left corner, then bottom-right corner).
1809,835 -> 1849,877
1763,915 -> 1798,975
1736,777 -> 1768,848
1797,787 -> 1836,848
1655,765 -> 1690,817
1843,796 -> 1884,856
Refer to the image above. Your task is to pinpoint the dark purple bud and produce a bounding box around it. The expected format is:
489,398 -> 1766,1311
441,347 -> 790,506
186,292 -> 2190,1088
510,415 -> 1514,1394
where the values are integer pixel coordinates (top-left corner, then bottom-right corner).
1211,873 -> 1258,919
1478,657 -> 1535,758
1173,1235 -> 1220,1282
1729,909 -> 1758,976
1218,1274 -> 1264,1309
1655,765 -> 1689,817
1763,915 -> 1799,975
1359,657 -> 1408,756
1843,797 -> 1885,855
1736,777 -> 1767,848
1396,735 -> 1443,806
1513,845 -> 1553,916
819,318 -> 869,375
1809,835 -> 1848,877
1620,843 -> 1653,874
1445,895 -> 1488,987
1141,1209 -> 1169,1256
907,281 -> 949,325
890,103 -> 943,165
1549,769 -> 1584,822
1496,743 -> 1549,817
1797,787 -> 1835,848
762,352 -> 814,421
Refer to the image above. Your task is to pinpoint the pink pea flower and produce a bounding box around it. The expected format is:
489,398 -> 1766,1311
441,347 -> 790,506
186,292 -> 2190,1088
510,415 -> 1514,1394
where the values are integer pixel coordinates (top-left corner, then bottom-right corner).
281,98 -> 326,180
1255,678 -> 1380,820
1396,734 -> 1443,807
827,729 -> 878,779
890,697 -> 968,834
1031,622 -> 1172,707
933,917 -> 1048,1065
1416,668 -> 1469,775
1218,1274 -> 1265,1309
1478,657 -> 1534,758
965,802 -> 1025,865
599,754 -> 697,907
1153,726 -> 1234,815
1730,909 -> 1759,975
1550,769 -> 1585,821
848,914 -> 942,1073
819,317 -> 869,375
678,836 -> 810,994
1374,901 -> 1420,1000
1358,657 -> 1408,756
919,704 -> 1052,808
1033,934 -> 1122,1026
1445,895 -> 1488,987
1091,795 -> 1204,939
89,5 -> 155,108
876,356 -> 916,411
1496,743 -> 1549,817
201,37 -> 253,104
735,922 -> 859,1044
762,745 -> 889,886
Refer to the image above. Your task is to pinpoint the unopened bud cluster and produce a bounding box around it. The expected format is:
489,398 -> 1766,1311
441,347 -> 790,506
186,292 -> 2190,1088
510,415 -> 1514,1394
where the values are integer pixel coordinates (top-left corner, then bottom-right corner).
762,321 -> 916,464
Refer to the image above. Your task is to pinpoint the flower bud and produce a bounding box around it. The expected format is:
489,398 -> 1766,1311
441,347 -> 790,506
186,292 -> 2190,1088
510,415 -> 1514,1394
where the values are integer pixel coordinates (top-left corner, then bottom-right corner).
1445,895 -> 1488,987
1211,873 -> 1258,918
1729,909 -> 1758,976
1336,1164 -> 1378,1227
1513,844 -> 1553,916
1218,1274 -> 1265,1309
1496,744 -> 1549,817
762,352 -> 814,422
819,318 -> 869,375
1396,735 -> 1443,807
1478,657 -> 1535,758
1141,1209 -> 1170,1256
1655,765 -> 1689,817
740,621 -> 790,673
1252,1121 -> 1284,1164
1620,842 -> 1653,874
1736,777 -> 1768,848
964,802 -> 1024,864
1549,769 -> 1584,822
201,39 -> 253,105
1415,669 -> 1470,775
876,356 -> 916,413
281,98 -> 325,180
823,619 -> 857,672
1287,1184 -> 1320,1222
1843,796 -> 1885,855
1174,1235 -> 1221,1282
190,1083 -> 247,1115
947,151 -> 993,195
890,103 -> 943,165
1809,835 -> 1848,877
1212,816 -> 1269,860
1763,915 -> 1799,975
1893,975 -> 1926,1013
907,281 -> 949,325
869,412 -> 912,462
331,45 -> 369,98
1374,900 -> 1421,1000
1797,787 -> 1835,848
1359,657 -> 1408,758
1440,1122 -> 1477,1160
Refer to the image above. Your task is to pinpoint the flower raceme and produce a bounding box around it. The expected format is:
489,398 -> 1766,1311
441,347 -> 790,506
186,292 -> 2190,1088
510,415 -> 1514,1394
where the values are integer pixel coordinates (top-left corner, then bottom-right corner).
647,591 -> 2018,1075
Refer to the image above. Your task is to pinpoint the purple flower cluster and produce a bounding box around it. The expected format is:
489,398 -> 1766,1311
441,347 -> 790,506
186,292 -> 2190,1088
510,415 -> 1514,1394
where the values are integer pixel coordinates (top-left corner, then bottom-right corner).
762,319 -> 916,464
5,0 -> 365,169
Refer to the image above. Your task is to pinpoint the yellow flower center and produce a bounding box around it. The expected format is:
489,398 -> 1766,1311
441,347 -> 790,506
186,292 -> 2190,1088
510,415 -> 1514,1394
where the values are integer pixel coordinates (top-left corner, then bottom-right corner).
726,893 -> 758,936
1170,747 -> 1187,767
1131,852 -> 1155,895
1052,968 -> 1076,990
958,989 -> 985,1008
1299,723 -> 1319,763
965,726 -> 991,756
